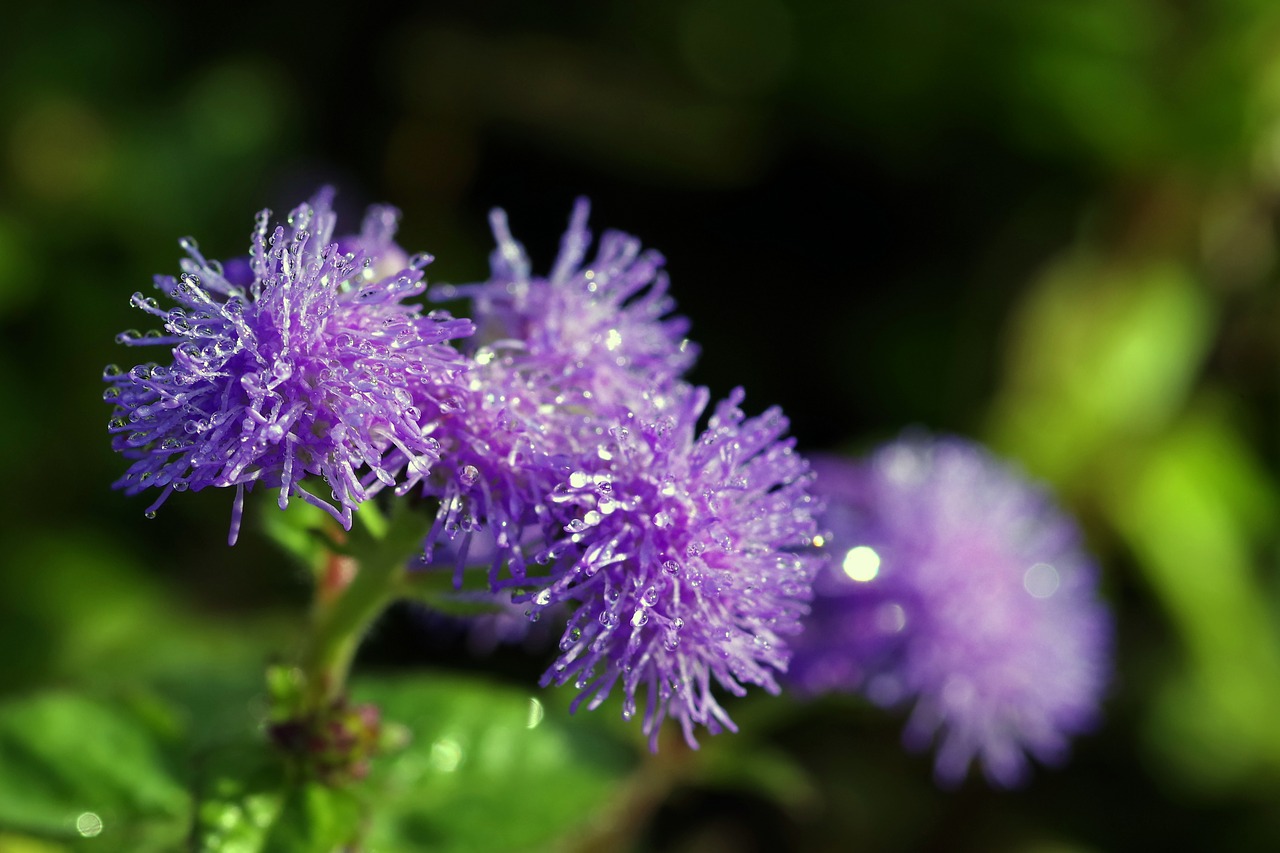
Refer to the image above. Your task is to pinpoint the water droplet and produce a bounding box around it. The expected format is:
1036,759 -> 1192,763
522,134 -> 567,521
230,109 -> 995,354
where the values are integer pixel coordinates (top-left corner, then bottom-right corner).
115,330 -> 141,344
144,509 -> 157,519
179,236 -> 199,253
535,589 -> 552,606
662,559 -> 681,575
459,465 -> 480,487
631,609 -> 648,627
642,587 -> 659,607
568,471 -> 589,489
653,511 -> 672,528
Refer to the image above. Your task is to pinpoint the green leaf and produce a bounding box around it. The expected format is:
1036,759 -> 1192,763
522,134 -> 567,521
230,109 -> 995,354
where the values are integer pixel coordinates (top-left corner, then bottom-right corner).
354,672 -> 635,852
0,692 -> 190,851
259,497 -> 340,569
260,784 -> 364,853
192,745 -> 290,853
1101,399 -> 1280,786
192,741 -> 365,853
989,255 -> 1213,485
0,531 -> 294,698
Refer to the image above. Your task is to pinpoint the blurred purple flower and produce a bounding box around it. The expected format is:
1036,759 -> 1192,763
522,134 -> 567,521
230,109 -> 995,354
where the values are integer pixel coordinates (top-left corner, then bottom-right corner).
790,436 -> 1111,787
104,189 -> 473,542
521,387 -> 821,748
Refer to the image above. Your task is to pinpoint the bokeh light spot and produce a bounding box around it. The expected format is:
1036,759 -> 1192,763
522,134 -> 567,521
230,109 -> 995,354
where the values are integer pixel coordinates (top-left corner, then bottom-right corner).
1024,562 -> 1060,598
526,697 -> 545,729
76,811 -> 103,837
842,545 -> 881,582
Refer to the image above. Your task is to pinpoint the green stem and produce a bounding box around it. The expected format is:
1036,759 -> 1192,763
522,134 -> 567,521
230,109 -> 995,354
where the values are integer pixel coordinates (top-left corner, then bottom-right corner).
300,502 -> 429,711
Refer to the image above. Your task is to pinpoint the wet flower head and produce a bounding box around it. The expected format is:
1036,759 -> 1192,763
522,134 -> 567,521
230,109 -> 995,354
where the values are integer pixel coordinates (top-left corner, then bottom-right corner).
104,188 -> 474,541
425,199 -> 697,576
459,197 -> 696,406
522,387 -> 822,749
790,436 -> 1112,787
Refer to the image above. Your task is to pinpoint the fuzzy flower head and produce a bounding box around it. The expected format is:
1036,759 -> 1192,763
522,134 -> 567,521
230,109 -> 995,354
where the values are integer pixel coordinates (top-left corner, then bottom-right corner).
424,200 -> 697,573
451,197 -> 696,407
104,189 -> 474,541
521,387 -> 821,748
789,436 -> 1112,787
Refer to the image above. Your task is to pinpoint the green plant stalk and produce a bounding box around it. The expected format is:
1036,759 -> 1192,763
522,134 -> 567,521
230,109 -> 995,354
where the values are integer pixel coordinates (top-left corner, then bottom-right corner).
300,502 -> 430,712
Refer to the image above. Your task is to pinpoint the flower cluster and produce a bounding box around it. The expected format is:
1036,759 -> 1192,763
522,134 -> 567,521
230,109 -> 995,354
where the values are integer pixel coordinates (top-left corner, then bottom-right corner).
104,189 -> 473,542
424,200 -> 822,746
106,192 -> 822,748
106,192 -> 1112,770
789,436 -> 1112,786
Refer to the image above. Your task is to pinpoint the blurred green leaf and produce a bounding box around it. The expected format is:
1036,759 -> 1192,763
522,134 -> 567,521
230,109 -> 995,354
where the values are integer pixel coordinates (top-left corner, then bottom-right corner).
260,784 -> 364,853
1101,399 -> 1280,787
0,692 -> 189,851
193,743 -> 363,853
990,254 -> 1214,485
259,497 -> 335,571
0,532 -> 293,698
354,672 -> 635,852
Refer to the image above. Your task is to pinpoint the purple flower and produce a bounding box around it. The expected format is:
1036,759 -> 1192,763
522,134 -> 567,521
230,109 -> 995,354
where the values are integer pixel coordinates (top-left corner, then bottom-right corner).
790,436 -> 1112,787
448,197 -> 696,406
104,189 -> 474,542
521,387 -> 821,748
424,199 -> 697,577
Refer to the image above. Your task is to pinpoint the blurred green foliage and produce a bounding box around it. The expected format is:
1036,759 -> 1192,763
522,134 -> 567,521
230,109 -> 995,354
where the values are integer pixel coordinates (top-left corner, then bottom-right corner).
5,0 -> 1280,850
